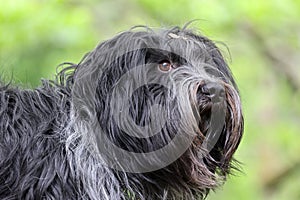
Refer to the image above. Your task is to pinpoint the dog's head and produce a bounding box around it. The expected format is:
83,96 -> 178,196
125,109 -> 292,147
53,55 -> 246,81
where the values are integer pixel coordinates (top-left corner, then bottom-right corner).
62,26 -> 243,199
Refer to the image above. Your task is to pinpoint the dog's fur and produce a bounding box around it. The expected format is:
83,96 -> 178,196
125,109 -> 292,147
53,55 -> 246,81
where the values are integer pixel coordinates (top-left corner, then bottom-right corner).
0,26 -> 243,200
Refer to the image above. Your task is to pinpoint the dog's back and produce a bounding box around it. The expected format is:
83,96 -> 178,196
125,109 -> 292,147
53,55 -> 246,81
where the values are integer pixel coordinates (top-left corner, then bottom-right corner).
0,83 -> 84,199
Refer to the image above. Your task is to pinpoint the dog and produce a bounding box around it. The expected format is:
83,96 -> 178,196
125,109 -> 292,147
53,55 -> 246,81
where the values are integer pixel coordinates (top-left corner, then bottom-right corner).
0,25 -> 243,200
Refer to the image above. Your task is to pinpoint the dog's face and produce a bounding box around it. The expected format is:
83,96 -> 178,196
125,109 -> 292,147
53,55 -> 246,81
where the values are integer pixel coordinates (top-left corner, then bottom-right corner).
67,27 -> 243,199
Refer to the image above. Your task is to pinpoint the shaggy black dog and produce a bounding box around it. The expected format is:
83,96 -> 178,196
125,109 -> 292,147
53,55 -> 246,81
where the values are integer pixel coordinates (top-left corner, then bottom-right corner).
0,26 -> 243,200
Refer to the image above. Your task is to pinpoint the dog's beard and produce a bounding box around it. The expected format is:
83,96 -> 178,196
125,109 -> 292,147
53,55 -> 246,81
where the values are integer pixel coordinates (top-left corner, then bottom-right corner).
65,28 -> 243,200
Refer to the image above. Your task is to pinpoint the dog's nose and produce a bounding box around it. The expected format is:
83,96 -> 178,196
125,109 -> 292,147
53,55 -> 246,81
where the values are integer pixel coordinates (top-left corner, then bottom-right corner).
198,81 -> 225,103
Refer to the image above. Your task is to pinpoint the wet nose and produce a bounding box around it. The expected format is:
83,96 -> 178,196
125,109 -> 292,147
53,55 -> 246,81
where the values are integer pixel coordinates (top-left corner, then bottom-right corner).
198,81 -> 225,103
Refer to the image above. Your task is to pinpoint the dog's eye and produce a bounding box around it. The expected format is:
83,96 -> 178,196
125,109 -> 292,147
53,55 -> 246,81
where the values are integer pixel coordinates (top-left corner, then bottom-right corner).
158,61 -> 172,72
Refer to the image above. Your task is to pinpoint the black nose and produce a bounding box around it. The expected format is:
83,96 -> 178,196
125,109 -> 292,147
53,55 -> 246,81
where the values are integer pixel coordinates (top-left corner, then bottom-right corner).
198,81 -> 225,103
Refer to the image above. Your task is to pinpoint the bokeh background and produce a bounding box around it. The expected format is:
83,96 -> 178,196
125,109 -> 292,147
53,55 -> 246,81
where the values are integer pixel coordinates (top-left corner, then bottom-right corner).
1,0 -> 299,199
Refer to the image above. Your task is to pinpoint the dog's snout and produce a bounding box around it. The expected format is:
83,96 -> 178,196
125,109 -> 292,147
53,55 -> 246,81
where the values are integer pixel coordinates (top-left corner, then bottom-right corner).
197,81 -> 225,103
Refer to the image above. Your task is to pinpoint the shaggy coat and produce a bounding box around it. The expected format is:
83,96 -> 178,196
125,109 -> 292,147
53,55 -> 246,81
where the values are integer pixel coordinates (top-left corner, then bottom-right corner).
0,26 -> 243,200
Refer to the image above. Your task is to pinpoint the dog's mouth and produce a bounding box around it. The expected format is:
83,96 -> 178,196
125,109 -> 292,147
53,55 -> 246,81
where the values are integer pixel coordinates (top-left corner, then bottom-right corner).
189,80 -> 226,143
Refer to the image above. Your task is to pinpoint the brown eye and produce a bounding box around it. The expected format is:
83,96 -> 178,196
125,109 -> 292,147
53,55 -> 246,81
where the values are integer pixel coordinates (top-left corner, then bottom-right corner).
158,61 -> 172,72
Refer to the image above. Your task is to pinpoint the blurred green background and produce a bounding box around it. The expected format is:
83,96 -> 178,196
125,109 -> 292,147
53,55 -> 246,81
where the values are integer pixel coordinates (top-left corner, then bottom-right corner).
1,0 -> 299,199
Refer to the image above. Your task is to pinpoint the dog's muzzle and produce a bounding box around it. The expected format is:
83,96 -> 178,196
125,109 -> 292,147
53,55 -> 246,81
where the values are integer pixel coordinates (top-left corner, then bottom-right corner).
197,81 -> 225,104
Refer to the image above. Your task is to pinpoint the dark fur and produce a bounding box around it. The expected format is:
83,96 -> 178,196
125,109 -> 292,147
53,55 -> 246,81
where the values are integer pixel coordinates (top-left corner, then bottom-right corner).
0,26 -> 243,200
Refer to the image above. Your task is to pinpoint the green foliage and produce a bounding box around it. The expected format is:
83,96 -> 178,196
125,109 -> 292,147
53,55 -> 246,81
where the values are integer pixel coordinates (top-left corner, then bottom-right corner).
0,0 -> 97,86
1,0 -> 299,199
